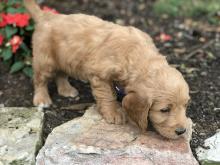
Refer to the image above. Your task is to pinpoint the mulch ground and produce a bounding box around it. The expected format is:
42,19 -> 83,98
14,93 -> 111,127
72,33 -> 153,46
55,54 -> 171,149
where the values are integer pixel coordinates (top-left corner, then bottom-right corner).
0,0 -> 219,159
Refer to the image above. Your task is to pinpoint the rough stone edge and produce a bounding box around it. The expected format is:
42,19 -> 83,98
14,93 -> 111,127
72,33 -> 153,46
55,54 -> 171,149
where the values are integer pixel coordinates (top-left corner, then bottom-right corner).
196,132 -> 220,165
0,107 -> 45,164
37,105 -> 198,164
34,108 -> 45,160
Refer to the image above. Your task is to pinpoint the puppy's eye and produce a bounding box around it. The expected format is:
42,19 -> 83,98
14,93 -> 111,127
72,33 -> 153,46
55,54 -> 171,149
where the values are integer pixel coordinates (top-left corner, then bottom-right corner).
160,107 -> 170,113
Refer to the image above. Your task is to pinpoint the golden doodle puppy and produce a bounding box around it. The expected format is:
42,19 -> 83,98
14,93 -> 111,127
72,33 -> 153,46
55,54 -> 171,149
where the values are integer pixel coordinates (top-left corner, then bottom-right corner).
24,0 -> 191,139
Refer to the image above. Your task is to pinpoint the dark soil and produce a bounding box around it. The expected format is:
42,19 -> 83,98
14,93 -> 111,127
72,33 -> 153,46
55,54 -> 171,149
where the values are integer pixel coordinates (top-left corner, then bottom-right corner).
0,0 -> 220,159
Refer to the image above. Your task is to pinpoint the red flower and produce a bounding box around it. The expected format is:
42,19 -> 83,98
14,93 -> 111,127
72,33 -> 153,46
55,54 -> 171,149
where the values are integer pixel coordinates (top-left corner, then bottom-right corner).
9,35 -> 23,53
155,33 -> 172,42
16,13 -> 30,27
42,6 -> 59,14
5,13 -> 30,27
0,34 -> 4,46
5,13 -> 16,24
0,13 -> 7,27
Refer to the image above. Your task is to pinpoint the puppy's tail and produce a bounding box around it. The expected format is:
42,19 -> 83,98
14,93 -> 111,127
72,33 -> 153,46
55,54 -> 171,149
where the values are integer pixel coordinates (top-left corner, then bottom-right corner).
23,0 -> 43,21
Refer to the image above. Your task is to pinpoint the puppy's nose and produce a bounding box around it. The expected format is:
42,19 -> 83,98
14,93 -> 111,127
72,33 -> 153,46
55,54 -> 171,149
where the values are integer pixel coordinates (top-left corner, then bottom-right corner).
175,127 -> 186,135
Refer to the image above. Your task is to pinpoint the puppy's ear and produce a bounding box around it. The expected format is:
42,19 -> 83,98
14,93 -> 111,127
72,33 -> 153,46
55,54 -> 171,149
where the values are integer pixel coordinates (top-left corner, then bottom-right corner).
122,92 -> 151,131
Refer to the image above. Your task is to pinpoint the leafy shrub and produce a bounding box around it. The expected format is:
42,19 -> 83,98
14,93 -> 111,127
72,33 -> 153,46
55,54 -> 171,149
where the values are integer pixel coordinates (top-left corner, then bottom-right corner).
153,0 -> 220,24
0,0 -> 58,77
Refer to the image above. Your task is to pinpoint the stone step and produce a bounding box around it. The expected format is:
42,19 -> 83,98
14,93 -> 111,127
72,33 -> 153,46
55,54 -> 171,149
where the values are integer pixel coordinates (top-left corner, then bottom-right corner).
0,107 -> 44,165
196,131 -> 220,164
36,105 -> 198,165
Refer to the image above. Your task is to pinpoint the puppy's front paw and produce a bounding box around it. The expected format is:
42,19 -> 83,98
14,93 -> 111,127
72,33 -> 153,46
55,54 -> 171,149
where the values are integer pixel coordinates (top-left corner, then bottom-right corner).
103,109 -> 126,125
33,92 -> 52,108
58,85 -> 79,98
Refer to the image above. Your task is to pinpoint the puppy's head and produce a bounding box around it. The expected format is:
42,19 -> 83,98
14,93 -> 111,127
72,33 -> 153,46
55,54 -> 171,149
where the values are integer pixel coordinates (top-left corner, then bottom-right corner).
122,67 -> 190,139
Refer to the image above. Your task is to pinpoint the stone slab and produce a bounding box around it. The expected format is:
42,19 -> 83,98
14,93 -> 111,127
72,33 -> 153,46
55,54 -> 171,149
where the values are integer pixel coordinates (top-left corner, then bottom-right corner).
196,131 -> 220,165
0,107 -> 44,165
36,105 -> 198,165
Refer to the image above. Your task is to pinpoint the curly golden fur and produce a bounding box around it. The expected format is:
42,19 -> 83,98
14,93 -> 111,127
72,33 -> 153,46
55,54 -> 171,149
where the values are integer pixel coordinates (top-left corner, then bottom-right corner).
24,0 -> 191,139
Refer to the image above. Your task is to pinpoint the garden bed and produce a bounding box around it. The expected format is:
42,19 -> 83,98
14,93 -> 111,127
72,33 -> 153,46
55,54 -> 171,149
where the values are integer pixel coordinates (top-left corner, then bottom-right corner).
0,0 -> 220,159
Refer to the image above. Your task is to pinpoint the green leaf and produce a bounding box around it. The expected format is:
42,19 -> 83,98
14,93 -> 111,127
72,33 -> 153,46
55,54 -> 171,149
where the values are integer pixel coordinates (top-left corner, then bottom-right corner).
23,67 -> 33,78
25,25 -> 35,31
0,25 -> 4,34
1,47 -> 12,61
20,43 -> 30,54
7,7 -> 26,13
7,0 -> 22,5
0,3 -> 5,11
19,28 -> 25,35
10,61 -> 25,73
5,26 -> 18,39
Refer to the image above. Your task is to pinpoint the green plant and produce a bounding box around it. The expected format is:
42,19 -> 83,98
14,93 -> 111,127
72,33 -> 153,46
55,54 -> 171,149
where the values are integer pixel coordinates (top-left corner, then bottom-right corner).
153,0 -> 220,24
0,0 -> 58,78
0,0 -> 34,77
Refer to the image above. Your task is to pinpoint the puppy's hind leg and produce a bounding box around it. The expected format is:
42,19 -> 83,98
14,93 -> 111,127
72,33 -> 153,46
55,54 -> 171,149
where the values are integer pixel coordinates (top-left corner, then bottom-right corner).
56,73 -> 79,98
